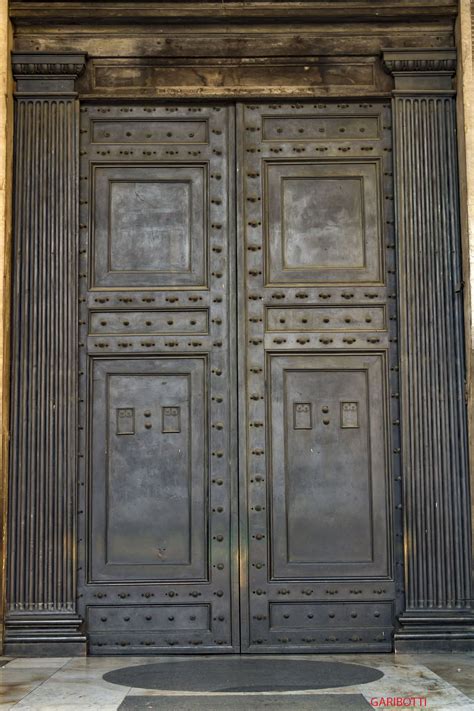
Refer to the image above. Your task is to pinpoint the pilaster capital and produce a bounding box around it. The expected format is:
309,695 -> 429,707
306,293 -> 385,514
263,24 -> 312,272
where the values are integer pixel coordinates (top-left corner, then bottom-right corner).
382,48 -> 456,93
11,52 -> 87,97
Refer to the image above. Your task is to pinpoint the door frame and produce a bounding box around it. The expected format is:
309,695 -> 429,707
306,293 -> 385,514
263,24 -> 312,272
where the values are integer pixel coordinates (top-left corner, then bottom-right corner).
4,2 -> 474,653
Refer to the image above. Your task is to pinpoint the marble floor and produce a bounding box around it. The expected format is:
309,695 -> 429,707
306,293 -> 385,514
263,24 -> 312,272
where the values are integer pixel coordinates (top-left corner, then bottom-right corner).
0,653 -> 472,710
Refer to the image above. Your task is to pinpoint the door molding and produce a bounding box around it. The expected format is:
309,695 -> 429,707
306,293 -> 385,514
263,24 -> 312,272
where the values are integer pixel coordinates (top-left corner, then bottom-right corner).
384,48 -> 474,651
6,53 -> 87,656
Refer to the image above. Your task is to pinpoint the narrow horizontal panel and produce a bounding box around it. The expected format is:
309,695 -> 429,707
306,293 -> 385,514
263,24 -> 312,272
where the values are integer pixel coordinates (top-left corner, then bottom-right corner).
88,605 -> 211,632
91,119 -> 209,144
92,61 -> 376,93
90,310 -> 209,336
265,305 -> 386,331
86,336 -> 213,354
262,115 -> 381,142
269,602 -> 394,629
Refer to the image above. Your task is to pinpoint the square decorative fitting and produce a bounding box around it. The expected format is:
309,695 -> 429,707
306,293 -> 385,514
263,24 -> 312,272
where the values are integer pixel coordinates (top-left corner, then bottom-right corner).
11,52 -> 87,96
382,48 -> 456,92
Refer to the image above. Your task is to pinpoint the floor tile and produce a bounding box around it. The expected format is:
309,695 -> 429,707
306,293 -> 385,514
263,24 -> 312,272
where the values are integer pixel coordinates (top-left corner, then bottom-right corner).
12,679 -> 131,710
62,658 -> 163,672
0,669 -> 52,708
419,654 -> 474,700
6,661 -> 70,671
119,693 -> 373,710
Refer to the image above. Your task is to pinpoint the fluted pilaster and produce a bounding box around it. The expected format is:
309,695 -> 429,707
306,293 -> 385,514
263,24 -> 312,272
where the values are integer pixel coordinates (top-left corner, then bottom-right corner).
6,53 -> 87,655
384,49 -> 474,650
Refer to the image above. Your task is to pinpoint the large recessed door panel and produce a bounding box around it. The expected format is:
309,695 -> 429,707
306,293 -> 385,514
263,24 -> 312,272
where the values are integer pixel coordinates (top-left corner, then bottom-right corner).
265,161 -> 382,284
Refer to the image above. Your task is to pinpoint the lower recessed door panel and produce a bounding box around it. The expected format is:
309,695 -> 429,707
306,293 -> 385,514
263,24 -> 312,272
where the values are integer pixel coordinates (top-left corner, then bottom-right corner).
268,352 -> 390,581
90,357 -> 208,583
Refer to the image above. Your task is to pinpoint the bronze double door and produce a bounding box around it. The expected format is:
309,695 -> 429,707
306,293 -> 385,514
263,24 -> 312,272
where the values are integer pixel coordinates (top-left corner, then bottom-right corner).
77,100 -> 401,654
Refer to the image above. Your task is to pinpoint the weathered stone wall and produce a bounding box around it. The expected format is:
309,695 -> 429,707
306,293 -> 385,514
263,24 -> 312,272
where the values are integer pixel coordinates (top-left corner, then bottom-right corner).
0,0 -> 12,648
457,0 -> 474,591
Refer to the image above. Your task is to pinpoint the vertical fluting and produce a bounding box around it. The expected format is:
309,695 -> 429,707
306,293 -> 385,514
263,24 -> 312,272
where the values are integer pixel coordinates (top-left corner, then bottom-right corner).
395,95 -> 471,611
8,98 -> 78,613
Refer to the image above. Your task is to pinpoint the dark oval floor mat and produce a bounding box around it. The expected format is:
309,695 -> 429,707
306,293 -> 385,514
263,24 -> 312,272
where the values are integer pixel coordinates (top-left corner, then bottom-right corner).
104,658 -> 384,692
